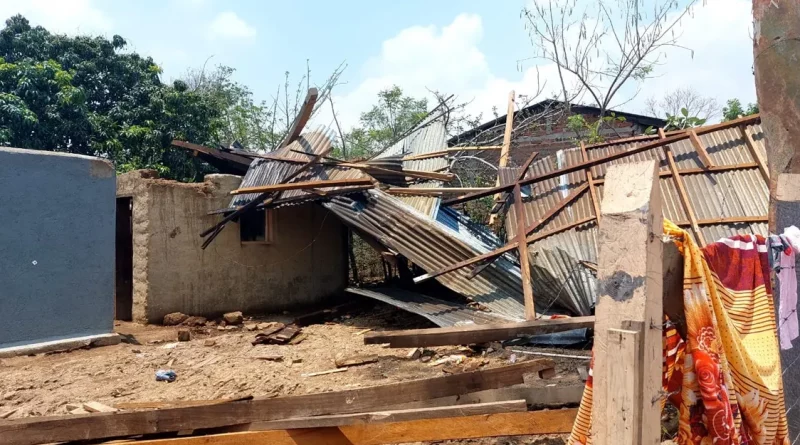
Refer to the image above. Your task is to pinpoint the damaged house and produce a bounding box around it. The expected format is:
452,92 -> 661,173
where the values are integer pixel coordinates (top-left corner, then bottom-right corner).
114,137 -> 350,324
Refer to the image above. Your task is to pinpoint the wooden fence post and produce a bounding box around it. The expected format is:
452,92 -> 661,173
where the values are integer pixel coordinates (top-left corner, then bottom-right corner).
591,160 -> 663,445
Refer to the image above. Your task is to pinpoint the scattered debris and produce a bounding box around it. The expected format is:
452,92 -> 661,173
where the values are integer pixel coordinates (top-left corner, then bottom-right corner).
82,402 -> 117,413
182,316 -> 207,327
302,368 -> 348,377
244,324 -> 258,332
252,324 -> 301,345
510,349 -> 591,360
256,322 -> 278,330
577,366 -> 589,382
65,403 -> 81,412
0,408 -> 18,419
252,354 -> 284,362
538,368 -> 557,380
223,311 -> 243,325
155,370 -> 177,383
352,328 -> 372,336
429,355 -> 467,367
335,353 -> 379,368
177,330 -> 191,342
131,348 -> 141,354
160,342 -> 179,350
203,339 -> 216,347
406,348 -> 422,360
163,312 -> 189,326
251,323 -> 287,345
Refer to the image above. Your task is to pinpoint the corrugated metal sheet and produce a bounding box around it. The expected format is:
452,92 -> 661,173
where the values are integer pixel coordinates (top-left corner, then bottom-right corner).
325,189 -> 526,321
501,122 -> 769,316
373,118 -> 449,218
230,128 -> 369,208
345,287 -> 506,327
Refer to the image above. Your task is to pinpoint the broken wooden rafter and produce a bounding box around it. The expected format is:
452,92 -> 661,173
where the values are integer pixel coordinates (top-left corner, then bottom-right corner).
580,142 -> 602,221
364,316 -> 595,347
739,125 -> 770,183
402,146 -> 503,161
659,128 -> 707,247
688,129 -> 714,168
245,400 -> 527,431
230,178 -> 375,196
513,183 -> 536,320
488,91 -> 516,225
444,132 -> 692,206
0,360 -> 553,445
108,409 -> 578,445
278,88 -> 318,148
385,187 -> 491,196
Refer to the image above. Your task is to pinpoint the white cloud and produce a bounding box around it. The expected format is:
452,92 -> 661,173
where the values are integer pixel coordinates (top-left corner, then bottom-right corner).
208,11 -> 256,41
326,0 -> 755,131
0,0 -> 112,35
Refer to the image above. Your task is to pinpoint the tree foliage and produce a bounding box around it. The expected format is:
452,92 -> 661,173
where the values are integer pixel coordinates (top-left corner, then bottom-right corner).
721,98 -> 759,122
645,87 -> 718,122
0,15 -> 224,180
340,86 -> 428,159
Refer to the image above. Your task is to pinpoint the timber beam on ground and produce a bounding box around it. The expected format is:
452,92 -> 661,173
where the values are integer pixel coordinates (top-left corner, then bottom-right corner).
98,408 -> 579,445
363,316 -> 596,347
0,360 -> 554,445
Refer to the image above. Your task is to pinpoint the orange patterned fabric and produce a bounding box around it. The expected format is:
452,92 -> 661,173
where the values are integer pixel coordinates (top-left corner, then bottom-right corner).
568,221 -> 789,445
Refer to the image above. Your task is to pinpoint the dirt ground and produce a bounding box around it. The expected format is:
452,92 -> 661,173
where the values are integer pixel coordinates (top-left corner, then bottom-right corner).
0,301 -> 587,444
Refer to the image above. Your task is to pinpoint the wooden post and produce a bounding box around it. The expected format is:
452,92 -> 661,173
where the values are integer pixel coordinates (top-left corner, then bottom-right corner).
513,183 -> 536,320
591,160 -> 663,445
489,91 -> 515,225
754,1 -> 800,439
580,142 -> 602,222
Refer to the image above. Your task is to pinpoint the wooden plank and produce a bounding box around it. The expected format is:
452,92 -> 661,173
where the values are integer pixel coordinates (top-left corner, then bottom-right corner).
363,316 -> 595,347
513,184 -> 536,320
0,361 -> 553,445
106,409 -> 579,445
674,215 -> 768,226
592,162 -> 762,185
245,400 -> 527,431
402,146 -> 502,161
659,128 -> 707,246
386,187 -> 492,196
523,184 -> 589,237
443,132 -> 692,206
230,178 -> 374,195
387,384 -> 584,410
605,328 -> 642,445
489,91 -> 516,225
278,88 -> 318,148
580,141 -> 602,222
82,402 -> 117,413
688,129 -> 714,168
740,125 -> 770,184
413,214 -> 596,285
591,160 -> 663,445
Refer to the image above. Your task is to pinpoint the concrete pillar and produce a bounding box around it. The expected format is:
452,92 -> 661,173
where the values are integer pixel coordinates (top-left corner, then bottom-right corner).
753,1 -> 800,438
591,160 -> 663,445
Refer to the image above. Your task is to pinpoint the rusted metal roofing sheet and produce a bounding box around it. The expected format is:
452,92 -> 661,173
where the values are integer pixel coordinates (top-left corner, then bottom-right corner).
501,122 -> 769,316
345,287 -> 506,327
230,129 -> 369,208
325,189 -> 526,321
373,118 -> 449,218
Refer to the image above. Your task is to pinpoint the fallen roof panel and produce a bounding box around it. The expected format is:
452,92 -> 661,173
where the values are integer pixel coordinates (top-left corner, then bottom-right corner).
345,287 -> 507,327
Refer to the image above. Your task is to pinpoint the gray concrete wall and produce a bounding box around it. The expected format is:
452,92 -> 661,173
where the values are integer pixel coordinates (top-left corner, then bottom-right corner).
118,171 -> 347,323
0,148 -> 115,348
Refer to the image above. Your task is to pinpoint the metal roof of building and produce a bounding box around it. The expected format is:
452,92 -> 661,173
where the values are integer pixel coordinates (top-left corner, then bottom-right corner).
500,119 -> 769,316
373,117 -> 449,218
230,128 -> 370,209
325,189 -> 527,321
345,287 -> 506,327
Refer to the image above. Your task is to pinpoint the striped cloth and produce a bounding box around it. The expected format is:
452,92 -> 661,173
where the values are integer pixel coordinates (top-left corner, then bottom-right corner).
568,220 -> 789,444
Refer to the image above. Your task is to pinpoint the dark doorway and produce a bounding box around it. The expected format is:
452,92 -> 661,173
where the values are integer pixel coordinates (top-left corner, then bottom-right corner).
115,197 -> 133,321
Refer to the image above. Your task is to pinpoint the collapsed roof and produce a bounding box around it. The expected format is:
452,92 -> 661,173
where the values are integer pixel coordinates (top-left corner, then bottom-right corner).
184,88 -> 768,324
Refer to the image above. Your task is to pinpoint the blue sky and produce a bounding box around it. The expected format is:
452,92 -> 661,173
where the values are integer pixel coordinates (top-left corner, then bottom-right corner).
0,0 -> 757,129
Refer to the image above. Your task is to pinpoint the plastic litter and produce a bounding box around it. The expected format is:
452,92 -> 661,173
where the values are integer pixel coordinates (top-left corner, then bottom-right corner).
155,369 -> 177,382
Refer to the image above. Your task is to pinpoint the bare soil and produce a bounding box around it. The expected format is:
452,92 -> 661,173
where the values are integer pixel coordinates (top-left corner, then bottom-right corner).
0,302 -> 587,444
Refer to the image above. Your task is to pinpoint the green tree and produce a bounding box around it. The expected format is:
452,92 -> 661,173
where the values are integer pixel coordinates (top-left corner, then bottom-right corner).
0,15 -> 222,180
722,99 -> 759,121
341,86 -> 428,159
